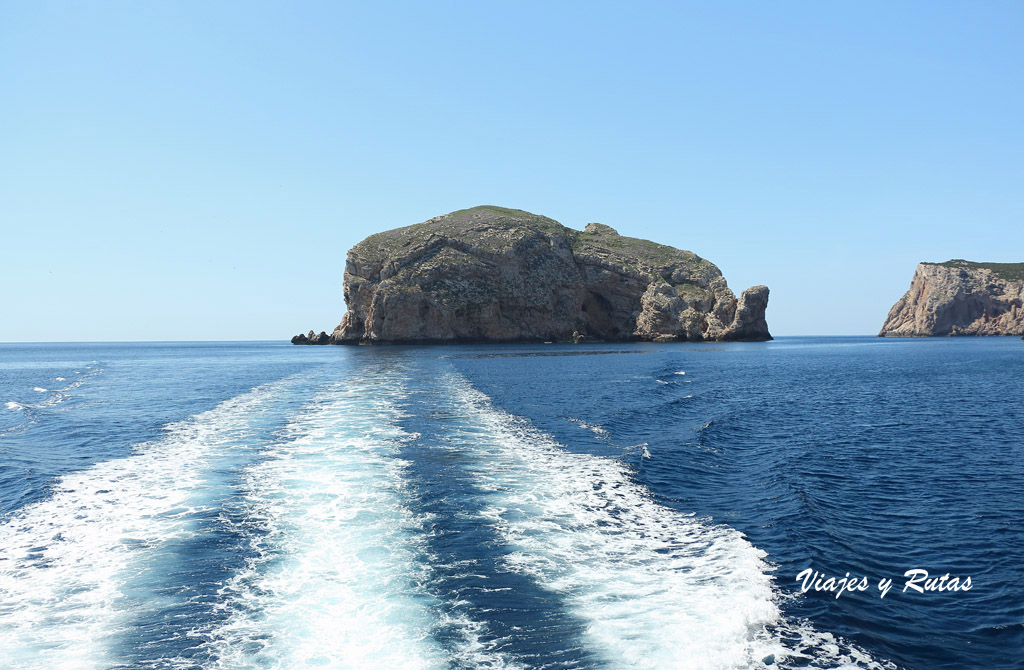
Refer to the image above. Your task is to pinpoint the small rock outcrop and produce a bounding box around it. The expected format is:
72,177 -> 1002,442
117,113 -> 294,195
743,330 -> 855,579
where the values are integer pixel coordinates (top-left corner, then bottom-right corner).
291,330 -> 330,345
879,260 -> 1024,336
303,206 -> 770,345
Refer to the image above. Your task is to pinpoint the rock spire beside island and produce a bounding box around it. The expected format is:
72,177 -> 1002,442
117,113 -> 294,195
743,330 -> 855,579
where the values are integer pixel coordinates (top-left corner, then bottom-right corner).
879,260 -> 1024,337
294,206 -> 771,344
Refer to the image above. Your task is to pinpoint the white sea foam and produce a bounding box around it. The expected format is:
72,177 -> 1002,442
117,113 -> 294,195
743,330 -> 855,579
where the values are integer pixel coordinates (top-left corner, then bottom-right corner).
0,381 -> 294,670
3,370 -> 100,431
444,376 -> 778,668
624,442 -> 651,460
201,378 -> 475,670
567,417 -> 609,437
55,377 -> 66,382
675,371 -> 687,375
441,374 -> 890,670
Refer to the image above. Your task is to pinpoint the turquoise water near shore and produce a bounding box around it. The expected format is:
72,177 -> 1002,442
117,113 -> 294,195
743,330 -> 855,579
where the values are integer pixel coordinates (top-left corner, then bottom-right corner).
0,338 -> 1021,669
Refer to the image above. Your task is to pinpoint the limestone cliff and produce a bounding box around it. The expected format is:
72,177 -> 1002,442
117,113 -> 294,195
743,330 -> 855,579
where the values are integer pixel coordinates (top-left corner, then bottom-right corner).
879,260 -> 1024,336
301,206 -> 771,344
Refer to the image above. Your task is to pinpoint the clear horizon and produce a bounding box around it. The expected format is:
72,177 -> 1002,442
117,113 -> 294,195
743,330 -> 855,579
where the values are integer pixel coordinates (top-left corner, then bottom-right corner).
4,2 -> 1023,341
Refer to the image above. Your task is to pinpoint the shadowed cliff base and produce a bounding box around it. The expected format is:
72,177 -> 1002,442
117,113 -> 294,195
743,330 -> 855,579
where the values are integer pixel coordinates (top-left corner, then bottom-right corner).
295,206 -> 771,345
879,260 -> 1024,337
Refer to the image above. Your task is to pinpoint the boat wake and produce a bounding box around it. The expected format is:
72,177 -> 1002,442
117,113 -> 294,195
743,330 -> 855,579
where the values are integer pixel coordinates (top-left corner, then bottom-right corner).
0,362 -> 895,669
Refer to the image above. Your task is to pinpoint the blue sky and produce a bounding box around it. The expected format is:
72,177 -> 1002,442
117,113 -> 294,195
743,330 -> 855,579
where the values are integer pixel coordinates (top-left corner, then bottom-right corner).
3,1 -> 1022,340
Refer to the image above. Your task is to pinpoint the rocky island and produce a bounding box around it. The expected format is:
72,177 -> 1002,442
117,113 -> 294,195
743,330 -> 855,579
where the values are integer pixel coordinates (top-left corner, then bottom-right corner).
879,260 -> 1024,336
294,206 -> 771,344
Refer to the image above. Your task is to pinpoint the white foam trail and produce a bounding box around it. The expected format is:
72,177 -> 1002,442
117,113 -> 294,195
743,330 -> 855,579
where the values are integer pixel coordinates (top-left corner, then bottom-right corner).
447,376 -> 777,668
675,371 -> 686,375
442,374 -> 890,670
0,381 -> 295,670
32,387 -> 47,393
201,380 -> 458,670
5,402 -> 23,411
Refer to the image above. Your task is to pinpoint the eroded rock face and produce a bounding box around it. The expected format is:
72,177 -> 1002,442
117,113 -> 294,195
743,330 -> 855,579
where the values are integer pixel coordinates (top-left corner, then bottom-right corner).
879,261 -> 1024,336
325,206 -> 771,344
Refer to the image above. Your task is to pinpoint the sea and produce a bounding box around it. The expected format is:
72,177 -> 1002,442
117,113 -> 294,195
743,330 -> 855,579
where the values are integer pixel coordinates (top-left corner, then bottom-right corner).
0,337 -> 1021,670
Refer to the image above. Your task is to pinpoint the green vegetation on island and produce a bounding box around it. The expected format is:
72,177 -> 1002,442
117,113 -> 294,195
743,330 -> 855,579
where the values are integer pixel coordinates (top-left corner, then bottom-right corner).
926,259 -> 1024,283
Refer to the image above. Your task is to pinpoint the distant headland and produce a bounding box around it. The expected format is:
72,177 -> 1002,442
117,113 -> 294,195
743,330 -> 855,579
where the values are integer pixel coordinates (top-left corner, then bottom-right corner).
293,206 -> 771,345
879,260 -> 1024,337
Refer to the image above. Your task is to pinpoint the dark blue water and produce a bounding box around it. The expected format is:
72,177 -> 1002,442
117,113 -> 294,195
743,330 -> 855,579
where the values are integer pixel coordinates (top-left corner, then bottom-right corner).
0,338 -> 1021,669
